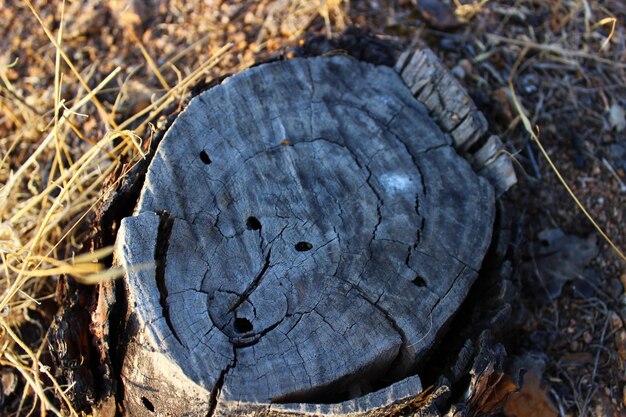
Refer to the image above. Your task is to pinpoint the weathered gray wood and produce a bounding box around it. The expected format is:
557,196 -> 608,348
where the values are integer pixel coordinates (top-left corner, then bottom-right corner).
115,56 -> 495,416
471,135 -> 517,197
396,49 -> 517,195
396,49 -> 487,150
396,49 -> 488,151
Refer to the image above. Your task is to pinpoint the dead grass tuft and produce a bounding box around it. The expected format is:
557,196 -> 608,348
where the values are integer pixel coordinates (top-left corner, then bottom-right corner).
0,0 -> 348,414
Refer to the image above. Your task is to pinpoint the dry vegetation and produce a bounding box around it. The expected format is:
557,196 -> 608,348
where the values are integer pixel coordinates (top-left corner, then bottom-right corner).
0,0 -> 624,416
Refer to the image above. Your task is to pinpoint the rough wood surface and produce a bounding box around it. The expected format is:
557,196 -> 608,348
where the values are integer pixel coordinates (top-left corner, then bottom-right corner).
396,49 -> 517,195
115,55 -> 495,416
471,135 -> 517,197
396,49 -> 487,151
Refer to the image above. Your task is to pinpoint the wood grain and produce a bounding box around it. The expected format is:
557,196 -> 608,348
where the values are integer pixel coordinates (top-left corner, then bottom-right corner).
116,56 -> 495,416
396,49 -> 517,195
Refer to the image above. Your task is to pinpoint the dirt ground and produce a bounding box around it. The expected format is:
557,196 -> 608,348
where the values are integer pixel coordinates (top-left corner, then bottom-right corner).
0,0 -> 624,416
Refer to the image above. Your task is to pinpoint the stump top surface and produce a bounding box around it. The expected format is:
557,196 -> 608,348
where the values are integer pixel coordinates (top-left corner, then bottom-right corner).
117,56 -> 494,413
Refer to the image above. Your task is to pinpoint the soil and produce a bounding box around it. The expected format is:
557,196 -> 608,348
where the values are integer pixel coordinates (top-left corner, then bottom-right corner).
0,0 -> 624,416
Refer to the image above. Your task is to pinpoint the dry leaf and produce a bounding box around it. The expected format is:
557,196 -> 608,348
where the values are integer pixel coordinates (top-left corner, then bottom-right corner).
468,363 -> 518,415
504,368 -> 558,417
524,228 -> 599,300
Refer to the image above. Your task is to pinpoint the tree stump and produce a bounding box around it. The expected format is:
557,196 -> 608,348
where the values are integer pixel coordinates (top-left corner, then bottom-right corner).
111,54 -> 503,417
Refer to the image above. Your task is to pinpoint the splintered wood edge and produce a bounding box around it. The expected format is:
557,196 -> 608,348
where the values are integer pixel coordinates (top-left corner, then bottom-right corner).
269,378 -> 450,417
395,49 -> 517,197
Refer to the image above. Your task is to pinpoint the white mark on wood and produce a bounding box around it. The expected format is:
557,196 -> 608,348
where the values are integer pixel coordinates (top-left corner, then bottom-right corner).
380,172 -> 412,194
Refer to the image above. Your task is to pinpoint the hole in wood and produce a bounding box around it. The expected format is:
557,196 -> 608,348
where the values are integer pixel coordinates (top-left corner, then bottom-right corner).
114,55 -> 500,411
234,317 -> 253,333
246,216 -> 262,231
294,241 -> 313,252
199,150 -> 212,165
412,276 -> 427,287
141,397 -> 155,413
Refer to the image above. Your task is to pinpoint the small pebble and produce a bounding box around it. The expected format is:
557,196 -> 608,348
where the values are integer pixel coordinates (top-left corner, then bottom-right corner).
1,369 -> 17,396
451,64 -> 465,80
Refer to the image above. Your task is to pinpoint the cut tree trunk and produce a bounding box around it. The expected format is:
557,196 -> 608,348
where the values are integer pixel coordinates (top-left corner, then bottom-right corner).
113,55 -> 498,416
51,38 -> 519,417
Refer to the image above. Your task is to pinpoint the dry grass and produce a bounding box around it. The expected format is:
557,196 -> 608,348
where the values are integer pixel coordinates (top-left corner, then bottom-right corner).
508,50 -> 625,262
444,0 -> 626,259
453,1 -> 626,415
0,0 -> 347,415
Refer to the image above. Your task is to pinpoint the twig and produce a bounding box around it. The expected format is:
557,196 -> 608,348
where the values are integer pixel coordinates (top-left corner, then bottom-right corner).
487,34 -> 626,68
579,316 -> 610,416
129,28 -> 171,91
601,158 -> 626,192
508,49 -> 626,263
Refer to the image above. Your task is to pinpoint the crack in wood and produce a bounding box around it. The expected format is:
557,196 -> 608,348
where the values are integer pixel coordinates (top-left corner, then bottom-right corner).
352,287 -> 411,382
207,346 -> 237,417
155,210 -> 183,346
228,248 -> 272,314
429,266 -> 468,315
